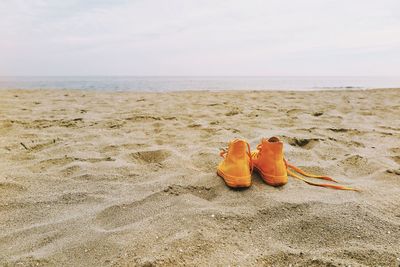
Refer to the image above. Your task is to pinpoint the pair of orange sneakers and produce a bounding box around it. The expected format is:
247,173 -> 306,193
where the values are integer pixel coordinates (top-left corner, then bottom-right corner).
217,137 -> 358,191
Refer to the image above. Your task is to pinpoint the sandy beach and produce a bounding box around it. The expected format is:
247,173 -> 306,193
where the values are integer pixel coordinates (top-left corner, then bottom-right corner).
0,88 -> 399,266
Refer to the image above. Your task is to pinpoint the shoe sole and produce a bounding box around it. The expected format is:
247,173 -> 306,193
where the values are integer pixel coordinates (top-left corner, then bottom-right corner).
254,166 -> 287,187
217,169 -> 251,188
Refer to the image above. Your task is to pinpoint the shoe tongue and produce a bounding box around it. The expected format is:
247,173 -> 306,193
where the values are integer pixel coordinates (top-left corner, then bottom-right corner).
230,139 -> 247,154
268,136 -> 280,142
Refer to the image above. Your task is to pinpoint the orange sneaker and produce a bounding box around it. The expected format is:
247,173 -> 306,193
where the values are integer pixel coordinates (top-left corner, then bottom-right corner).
251,137 -> 288,186
252,136 -> 359,191
217,139 -> 252,188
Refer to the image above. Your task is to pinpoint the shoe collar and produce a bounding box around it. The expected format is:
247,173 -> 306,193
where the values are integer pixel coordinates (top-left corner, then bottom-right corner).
259,136 -> 283,146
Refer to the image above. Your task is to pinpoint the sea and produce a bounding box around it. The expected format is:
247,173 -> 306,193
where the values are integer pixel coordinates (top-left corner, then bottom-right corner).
0,76 -> 399,91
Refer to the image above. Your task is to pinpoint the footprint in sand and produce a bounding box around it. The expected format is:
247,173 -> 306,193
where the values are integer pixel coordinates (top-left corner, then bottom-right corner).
337,155 -> 381,176
390,155 -> 400,164
30,157 -> 75,172
283,136 -> 320,150
128,149 -> 171,164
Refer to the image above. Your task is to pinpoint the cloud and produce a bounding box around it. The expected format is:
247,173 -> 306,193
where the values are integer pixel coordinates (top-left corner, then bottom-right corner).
1,0 -> 399,75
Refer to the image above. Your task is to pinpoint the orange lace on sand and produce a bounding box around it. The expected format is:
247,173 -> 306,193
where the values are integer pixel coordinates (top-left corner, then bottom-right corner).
283,159 -> 359,191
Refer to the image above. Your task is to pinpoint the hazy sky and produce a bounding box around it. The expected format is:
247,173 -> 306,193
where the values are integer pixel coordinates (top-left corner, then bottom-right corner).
1,0 -> 400,76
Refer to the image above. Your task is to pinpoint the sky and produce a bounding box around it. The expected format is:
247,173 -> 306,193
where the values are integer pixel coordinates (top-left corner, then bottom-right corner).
1,0 -> 400,76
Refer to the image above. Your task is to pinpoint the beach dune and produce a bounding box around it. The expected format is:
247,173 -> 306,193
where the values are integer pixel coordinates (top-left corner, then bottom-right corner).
0,89 -> 399,266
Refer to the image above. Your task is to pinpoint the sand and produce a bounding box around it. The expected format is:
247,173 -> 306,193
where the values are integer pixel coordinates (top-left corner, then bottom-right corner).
0,88 -> 399,266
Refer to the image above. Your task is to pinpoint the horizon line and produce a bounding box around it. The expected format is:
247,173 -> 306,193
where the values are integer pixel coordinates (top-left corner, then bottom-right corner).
1,75 -> 400,78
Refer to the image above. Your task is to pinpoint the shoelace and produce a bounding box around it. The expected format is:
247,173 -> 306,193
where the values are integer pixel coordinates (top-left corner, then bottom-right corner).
284,159 -> 359,191
220,142 -> 253,173
254,141 -> 359,191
